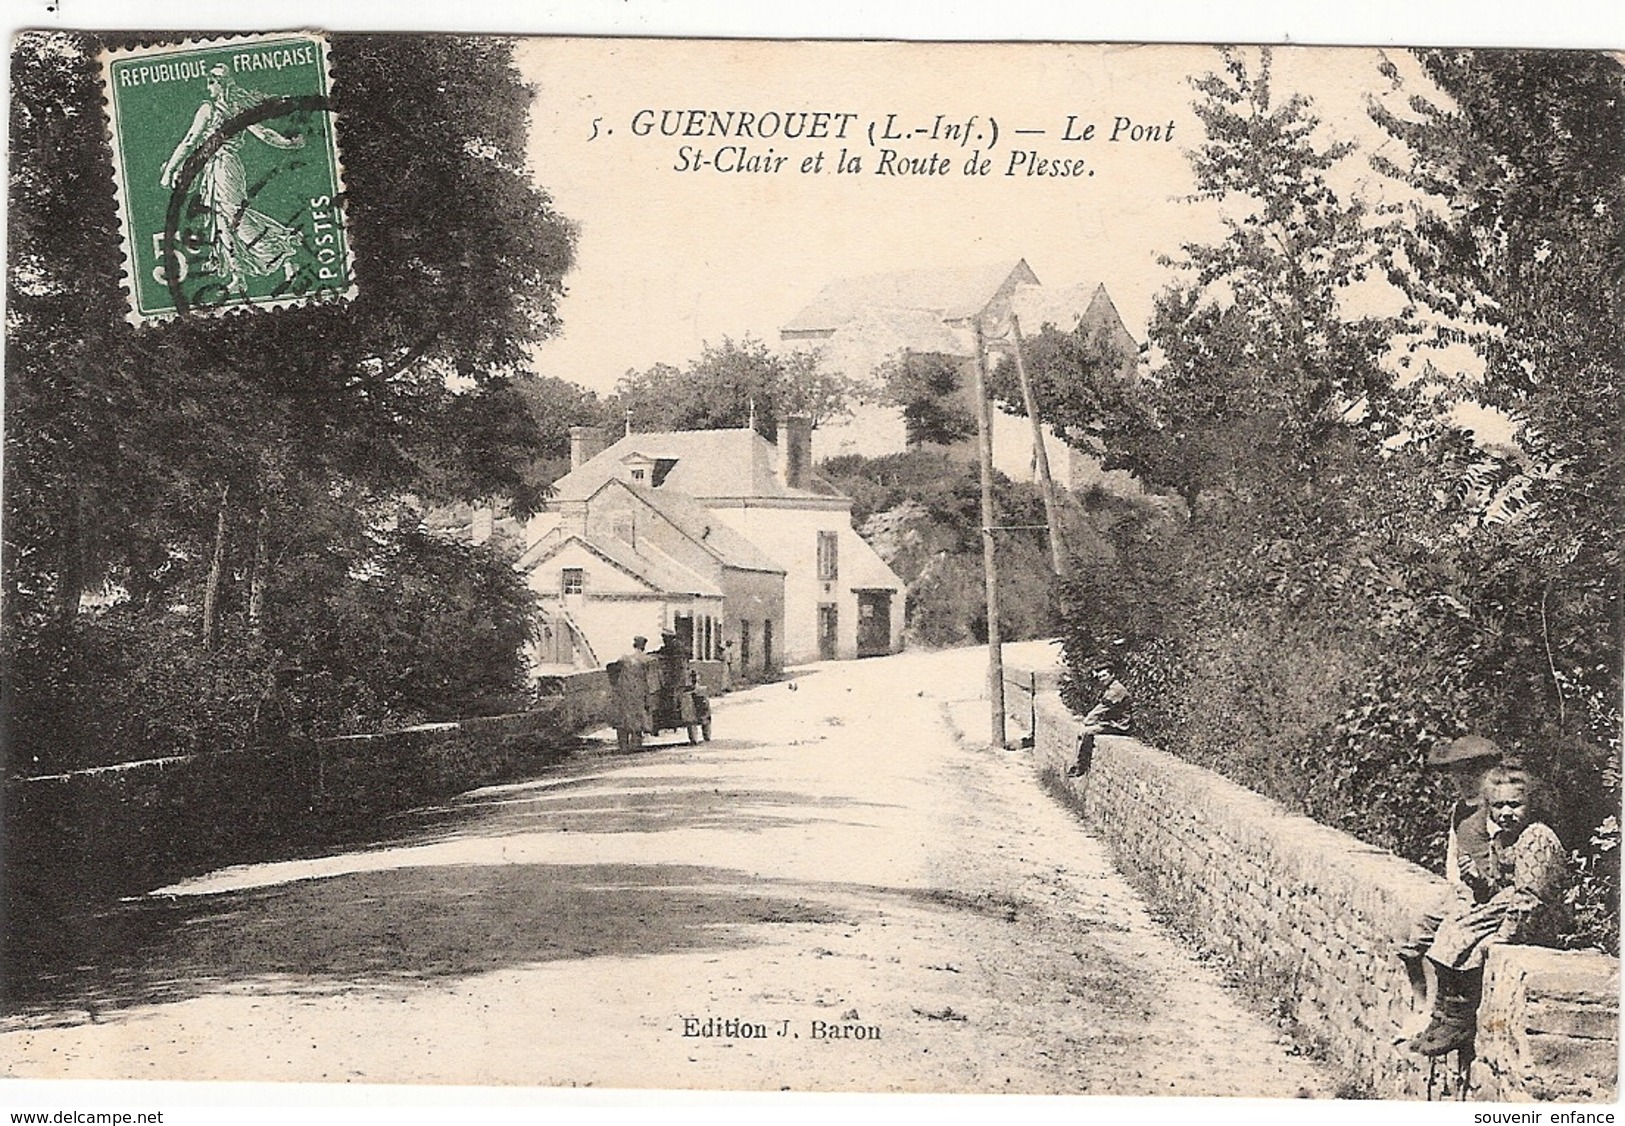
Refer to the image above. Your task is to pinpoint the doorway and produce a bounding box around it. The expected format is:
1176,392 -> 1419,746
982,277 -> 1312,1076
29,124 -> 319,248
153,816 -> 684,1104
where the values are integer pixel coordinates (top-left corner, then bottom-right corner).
817,603 -> 838,661
856,591 -> 892,657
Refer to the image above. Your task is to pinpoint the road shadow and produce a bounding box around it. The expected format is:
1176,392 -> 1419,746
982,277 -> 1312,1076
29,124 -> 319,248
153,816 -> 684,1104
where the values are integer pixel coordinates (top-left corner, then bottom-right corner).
5,850 -> 1160,1033
391,742 -> 901,844
2,861 -> 849,1027
4,739 -> 899,1026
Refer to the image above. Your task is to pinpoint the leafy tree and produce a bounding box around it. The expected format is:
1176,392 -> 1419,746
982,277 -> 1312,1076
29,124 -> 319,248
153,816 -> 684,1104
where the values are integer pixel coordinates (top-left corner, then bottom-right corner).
1368,50 -> 1622,737
994,52 -> 1405,516
1368,50 -> 1623,949
504,374 -> 616,506
1156,50 -> 1408,490
1053,48 -> 1470,875
7,32 -> 574,618
4,33 -> 576,768
874,351 -> 977,447
611,336 -> 858,437
987,316 -> 1174,499
1048,45 -> 1418,649
1044,46 -> 1621,951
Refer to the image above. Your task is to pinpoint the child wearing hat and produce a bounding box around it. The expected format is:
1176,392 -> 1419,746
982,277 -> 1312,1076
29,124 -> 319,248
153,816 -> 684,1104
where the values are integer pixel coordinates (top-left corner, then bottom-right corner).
1404,764 -> 1568,1056
1393,736 -> 1504,1039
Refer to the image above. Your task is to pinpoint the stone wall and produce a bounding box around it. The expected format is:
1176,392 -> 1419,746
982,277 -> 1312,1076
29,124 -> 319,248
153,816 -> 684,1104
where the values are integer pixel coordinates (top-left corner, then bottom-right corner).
1003,668 -> 1618,1101
1478,945 -> 1620,1101
7,702 -> 589,911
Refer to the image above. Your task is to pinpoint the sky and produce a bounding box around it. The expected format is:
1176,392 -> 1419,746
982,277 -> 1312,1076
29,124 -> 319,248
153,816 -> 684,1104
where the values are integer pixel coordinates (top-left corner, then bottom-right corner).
517,40 -> 1440,397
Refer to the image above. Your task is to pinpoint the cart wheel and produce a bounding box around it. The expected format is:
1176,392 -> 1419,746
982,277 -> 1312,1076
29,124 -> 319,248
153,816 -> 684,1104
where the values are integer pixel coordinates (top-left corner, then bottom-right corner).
687,723 -> 702,745
701,716 -> 712,742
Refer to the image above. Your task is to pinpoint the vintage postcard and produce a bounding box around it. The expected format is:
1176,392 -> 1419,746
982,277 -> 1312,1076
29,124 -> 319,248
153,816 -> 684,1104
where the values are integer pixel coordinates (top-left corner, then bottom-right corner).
3,22 -> 1619,1124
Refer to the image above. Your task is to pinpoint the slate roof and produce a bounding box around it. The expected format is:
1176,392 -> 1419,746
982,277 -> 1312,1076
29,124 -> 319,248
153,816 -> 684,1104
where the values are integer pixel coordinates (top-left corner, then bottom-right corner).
550,428 -> 842,504
781,259 -> 1040,336
617,480 -> 786,574
526,532 -> 724,597
842,535 -> 906,592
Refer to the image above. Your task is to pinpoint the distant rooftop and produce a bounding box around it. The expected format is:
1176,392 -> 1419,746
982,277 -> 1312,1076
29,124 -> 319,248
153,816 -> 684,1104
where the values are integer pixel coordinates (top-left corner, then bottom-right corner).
1007,282 -> 1140,377
550,428 -> 843,505
781,259 -> 1040,338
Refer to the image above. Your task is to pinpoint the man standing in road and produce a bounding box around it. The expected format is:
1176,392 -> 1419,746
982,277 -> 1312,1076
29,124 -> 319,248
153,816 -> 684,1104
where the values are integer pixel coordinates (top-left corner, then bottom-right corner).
611,635 -> 653,753
653,628 -> 696,728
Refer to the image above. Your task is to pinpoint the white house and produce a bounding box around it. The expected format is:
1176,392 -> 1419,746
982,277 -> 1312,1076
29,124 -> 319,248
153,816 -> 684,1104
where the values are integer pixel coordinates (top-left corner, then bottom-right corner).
519,420 -> 905,674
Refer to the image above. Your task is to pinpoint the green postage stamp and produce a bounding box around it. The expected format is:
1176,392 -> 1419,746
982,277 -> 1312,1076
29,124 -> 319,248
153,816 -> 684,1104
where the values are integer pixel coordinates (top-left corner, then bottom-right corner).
101,33 -> 355,323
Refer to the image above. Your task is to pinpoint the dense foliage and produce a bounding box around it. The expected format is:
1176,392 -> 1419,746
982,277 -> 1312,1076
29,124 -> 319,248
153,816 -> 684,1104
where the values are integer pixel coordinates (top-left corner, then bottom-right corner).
822,451 -> 1078,647
610,336 -> 859,439
874,351 -> 978,447
4,35 -> 574,773
1046,49 -> 1620,952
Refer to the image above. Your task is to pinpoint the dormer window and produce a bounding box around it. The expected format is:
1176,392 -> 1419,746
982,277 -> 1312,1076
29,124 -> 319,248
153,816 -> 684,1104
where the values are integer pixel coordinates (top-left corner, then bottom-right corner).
621,452 -> 655,484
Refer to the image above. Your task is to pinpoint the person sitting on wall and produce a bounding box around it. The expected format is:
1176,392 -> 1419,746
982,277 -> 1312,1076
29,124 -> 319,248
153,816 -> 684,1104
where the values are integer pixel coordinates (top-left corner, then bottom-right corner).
1395,735 -> 1506,1006
1405,764 -> 1569,1057
1065,663 -> 1131,778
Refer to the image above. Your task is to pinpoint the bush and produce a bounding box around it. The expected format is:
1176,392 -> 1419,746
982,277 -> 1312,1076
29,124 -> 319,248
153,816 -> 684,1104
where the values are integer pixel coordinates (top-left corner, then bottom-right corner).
2,529 -> 539,776
4,614 -> 283,775
907,542 -> 1059,648
825,451 -> 1062,648
1055,473 -> 1621,953
268,528 -> 537,726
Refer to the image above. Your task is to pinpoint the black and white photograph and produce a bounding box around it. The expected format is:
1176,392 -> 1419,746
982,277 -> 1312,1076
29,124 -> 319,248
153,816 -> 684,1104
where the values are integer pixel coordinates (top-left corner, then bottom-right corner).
2,5 -> 1619,1121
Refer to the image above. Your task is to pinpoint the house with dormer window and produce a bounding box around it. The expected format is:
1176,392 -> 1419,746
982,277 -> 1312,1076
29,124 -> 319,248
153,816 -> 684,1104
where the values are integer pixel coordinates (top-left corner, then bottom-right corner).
780,258 -> 1142,493
518,418 -> 904,679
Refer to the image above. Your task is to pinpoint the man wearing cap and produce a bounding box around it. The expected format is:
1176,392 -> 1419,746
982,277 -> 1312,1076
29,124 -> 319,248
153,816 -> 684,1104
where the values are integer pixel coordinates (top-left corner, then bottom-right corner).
1394,735 -> 1504,1037
610,635 -> 653,753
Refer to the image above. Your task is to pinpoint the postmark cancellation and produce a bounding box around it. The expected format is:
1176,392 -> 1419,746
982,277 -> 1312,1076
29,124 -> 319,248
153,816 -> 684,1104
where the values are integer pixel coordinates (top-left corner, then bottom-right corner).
100,32 -> 356,323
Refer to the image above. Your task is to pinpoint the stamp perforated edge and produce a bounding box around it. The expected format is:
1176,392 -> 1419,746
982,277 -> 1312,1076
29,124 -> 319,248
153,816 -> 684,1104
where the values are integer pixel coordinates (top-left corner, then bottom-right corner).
98,31 -> 359,327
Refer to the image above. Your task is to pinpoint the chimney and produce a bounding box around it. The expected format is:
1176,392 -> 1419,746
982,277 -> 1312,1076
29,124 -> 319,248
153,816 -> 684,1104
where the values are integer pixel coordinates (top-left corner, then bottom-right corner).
776,415 -> 813,491
569,425 -> 605,471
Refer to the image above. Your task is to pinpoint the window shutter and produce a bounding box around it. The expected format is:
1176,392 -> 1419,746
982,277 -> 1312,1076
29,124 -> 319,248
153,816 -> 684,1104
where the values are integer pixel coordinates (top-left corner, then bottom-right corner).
818,531 -> 839,581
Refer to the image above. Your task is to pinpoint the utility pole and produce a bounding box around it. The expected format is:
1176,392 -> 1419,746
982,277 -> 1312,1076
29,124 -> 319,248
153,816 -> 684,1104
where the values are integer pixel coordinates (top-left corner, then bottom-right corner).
971,318 -> 1007,750
1009,313 -> 1067,577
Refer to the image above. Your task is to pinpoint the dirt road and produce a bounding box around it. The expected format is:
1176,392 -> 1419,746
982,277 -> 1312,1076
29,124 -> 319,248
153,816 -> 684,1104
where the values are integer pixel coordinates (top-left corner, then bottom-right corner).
1,645 -> 1329,1096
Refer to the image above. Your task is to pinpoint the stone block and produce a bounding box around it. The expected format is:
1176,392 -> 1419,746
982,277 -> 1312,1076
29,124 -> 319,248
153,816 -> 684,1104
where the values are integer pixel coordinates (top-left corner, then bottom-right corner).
1523,1033 -> 1617,1086
1526,998 -> 1620,1040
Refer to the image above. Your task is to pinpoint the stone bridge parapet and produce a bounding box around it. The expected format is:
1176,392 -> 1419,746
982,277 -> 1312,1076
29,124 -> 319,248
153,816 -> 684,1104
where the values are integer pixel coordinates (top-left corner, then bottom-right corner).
1002,664 -> 1617,1101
